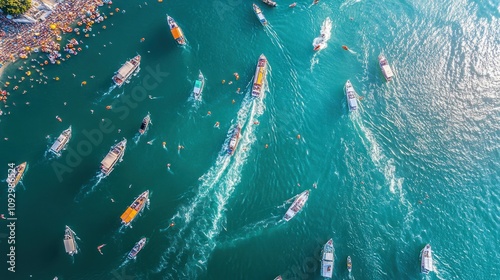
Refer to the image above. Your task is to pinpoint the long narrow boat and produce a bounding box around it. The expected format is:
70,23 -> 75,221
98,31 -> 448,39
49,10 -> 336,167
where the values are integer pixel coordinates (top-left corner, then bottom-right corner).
139,113 -> 150,135
63,226 -> 78,256
378,54 -> 394,82
50,126 -> 72,156
127,237 -> 147,259
227,125 -> 241,155
262,0 -> 277,7
420,244 -> 433,274
8,162 -> 26,190
253,3 -> 268,26
120,190 -> 149,226
283,190 -> 310,221
344,80 -> 358,111
321,239 -> 334,278
193,70 -> 205,101
167,15 -> 186,45
347,256 -> 352,273
252,54 -> 268,98
100,139 -> 127,176
112,55 -> 141,87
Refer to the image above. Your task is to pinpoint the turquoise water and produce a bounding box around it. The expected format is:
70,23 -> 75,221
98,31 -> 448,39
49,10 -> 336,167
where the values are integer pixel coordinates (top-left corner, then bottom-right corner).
1,0 -> 499,279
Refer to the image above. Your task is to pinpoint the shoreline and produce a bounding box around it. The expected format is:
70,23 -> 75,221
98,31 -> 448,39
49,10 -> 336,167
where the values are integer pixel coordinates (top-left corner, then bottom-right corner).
0,62 -> 12,80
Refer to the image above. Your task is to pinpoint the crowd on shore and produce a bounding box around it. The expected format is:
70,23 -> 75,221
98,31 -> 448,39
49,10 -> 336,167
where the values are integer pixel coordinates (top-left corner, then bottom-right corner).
0,0 -> 110,65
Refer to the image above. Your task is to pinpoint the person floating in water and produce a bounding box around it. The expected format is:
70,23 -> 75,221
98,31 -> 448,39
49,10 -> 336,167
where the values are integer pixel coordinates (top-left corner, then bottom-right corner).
97,244 -> 106,255
214,121 -> 220,128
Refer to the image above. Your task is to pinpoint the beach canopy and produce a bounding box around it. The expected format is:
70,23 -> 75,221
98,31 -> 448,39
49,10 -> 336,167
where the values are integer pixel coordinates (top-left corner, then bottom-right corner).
50,24 -> 57,30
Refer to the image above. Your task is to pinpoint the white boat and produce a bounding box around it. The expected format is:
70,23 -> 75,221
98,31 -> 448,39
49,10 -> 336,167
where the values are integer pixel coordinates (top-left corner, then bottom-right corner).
139,113 -> 150,135
8,162 -> 26,190
321,239 -> 334,278
252,54 -> 268,98
227,125 -> 241,155
128,237 -> 147,259
262,0 -> 277,7
253,3 -> 268,26
378,54 -> 394,82
50,126 -> 72,156
63,226 -> 78,256
100,139 -> 127,176
344,80 -> 358,111
347,255 -> 352,273
274,276 -> 282,280
112,55 -> 141,87
193,70 -> 205,101
420,244 -> 433,274
283,190 -> 310,221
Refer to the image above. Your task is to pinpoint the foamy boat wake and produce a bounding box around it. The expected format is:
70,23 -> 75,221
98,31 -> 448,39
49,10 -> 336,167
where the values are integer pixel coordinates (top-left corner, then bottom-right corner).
312,17 -> 333,51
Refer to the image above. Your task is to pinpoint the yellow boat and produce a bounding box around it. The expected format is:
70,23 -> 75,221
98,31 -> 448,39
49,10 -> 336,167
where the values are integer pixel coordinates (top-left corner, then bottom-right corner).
252,54 -> 268,98
8,162 -> 26,189
120,190 -> 149,226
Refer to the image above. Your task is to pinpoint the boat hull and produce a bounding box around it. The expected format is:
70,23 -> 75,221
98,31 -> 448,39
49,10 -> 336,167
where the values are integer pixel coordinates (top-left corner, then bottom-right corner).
120,190 -> 149,226
227,126 -> 241,155
378,54 -> 394,82
283,190 -> 310,221
139,114 -> 150,135
128,238 -> 147,259
63,226 -> 78,256
252,54 -> 268,98
321,239 -> 334,278
100,139 -> 127,176
50,126 -> 72,155
420,244 -> 433,274
167,15 -> 186,45
8,162 -> 27,189
345,80 -> 358,111
253,4 -> 268,25
112,55 -> 141,87
193,71 -> 205,101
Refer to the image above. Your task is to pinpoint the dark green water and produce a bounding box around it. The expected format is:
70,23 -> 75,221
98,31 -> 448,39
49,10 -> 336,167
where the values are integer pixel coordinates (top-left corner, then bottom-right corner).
1,0 -> 499,279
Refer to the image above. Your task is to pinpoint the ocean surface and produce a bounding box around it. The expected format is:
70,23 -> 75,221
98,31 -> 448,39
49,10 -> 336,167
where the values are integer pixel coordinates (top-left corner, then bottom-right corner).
1,0 -> 499,279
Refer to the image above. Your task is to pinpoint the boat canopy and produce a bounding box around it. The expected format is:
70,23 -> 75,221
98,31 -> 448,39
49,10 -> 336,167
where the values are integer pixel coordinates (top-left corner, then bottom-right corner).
256,70 -> 263,84
101,152 -> 119,169
193,80 -> 202,94
321,260 -> 334,277
121,208 -> 138,224
64,239 -> 76,253
382,65 -> 394,77
50,138 -> 63,152
117,62 -> 134,79
171,27 -> 182,39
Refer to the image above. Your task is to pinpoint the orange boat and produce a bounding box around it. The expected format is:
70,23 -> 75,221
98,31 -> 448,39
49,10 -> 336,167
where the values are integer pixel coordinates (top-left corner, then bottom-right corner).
167,15 -> 186,45
120,190 -> 149,226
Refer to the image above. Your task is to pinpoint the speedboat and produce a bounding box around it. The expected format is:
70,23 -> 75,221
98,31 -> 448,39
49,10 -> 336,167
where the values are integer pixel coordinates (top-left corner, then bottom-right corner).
127,237 -> 147,259
420,244 -> 433,274
262,0 -> 277,7
283,190 -> 310,221
112,55 -> 141,87
252,54 -> 268,98
321,238 -> 334,278
120,190 -> 149,226
227,125 -> 241,155
253,3 -> 268,26
50,126 -> 72,156
274,276 -> 282,280
139,113 -> 150,135
100,139 -> 127,176
313,34 -> 326,51
167,15 -> 186,45
344,80 -> 358,111
8,162 -> 27,190
193,70 -> 205,101
378,54 -> 394,82
63,226 -> 78,256
347,256 -> 352,273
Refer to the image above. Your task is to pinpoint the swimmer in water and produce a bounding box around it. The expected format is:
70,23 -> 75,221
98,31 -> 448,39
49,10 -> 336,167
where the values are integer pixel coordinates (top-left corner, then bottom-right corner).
214,121 -> 220,128
97,244 -> 106,255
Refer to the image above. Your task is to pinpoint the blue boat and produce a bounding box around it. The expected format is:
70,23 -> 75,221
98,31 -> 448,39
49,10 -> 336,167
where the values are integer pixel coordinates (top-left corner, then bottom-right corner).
193,70 -> 205,101
253,3 -> 268,26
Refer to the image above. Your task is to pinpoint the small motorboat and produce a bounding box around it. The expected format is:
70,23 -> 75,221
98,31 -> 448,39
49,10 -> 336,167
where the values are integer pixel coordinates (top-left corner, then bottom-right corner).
139,113 -> 150,135
192,70 -> 205,101
347,255 -> 352,273
262,0 -> 277,7
378,53 -> 394,82
320,238 -> 334,278
344,80 -> 358,111
167,15 -> 186,45
253,3 -> 268,26
289,3 -> 297,8
227,125 -> 241,155
283,190 -> 310,221
63,226 -> 78,256
127,237 -> 147,259
50,126 -> 72,156
420,244 -> 433,274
